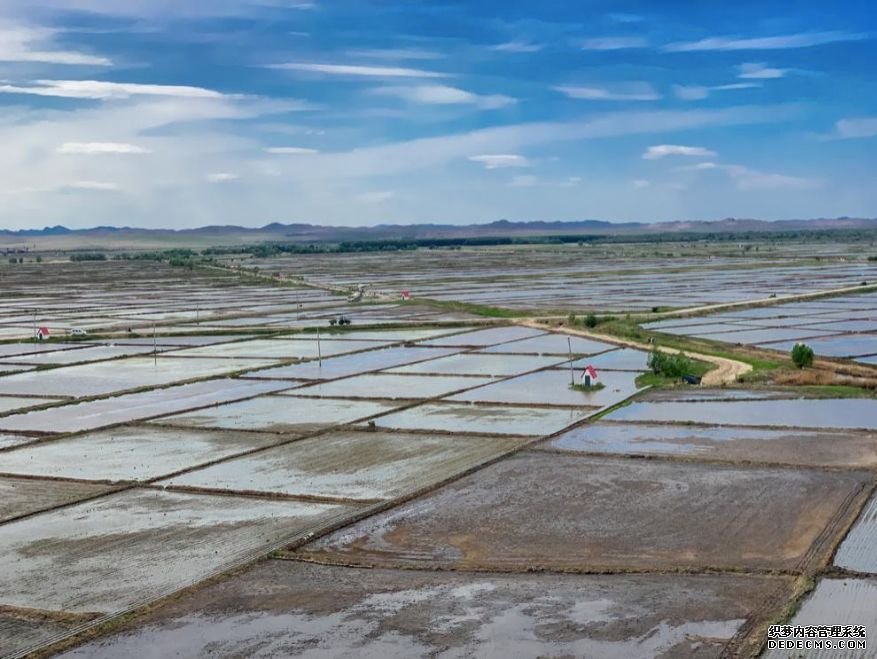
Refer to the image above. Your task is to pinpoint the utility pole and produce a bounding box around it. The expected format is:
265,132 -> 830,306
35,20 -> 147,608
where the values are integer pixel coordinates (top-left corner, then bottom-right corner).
317,327 -> 322,367
153,323 -> 157,367
568,337 -> 575,386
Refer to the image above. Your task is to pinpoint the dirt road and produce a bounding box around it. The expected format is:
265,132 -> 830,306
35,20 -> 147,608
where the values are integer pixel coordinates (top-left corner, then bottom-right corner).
516,319 -> 751,385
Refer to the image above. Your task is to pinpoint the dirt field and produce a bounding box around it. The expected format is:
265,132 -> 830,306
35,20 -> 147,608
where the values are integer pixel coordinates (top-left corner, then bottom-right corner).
55,560 -> 793,659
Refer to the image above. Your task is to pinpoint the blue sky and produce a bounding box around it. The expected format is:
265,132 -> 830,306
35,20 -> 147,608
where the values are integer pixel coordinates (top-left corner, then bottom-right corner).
0,0 -> 875,229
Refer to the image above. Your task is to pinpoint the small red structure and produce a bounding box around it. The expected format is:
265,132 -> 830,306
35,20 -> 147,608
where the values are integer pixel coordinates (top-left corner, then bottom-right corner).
580,365 -> 599,386
35,326 -> 50,341
400,290 -> 411,301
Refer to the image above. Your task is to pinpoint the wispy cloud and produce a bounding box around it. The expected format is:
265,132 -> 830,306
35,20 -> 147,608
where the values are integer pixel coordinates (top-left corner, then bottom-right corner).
206,172 -> 239,183
579,36 -> 647,51
673,83 -> 759,101
57,142 -> 150,155
270,62 -> 448,78
738,62 -> 787,79
680,161 -> 819,189
66,180 -> 120,191
0,24 -> 111,66
664,31 -> 870,52
631,179 -> 650,188
0,79 -> 225,100
489,40 -> 542,53
469,154 -> 529,169
556,83 -> 660,101
371,84 -> 515,109
265,146 -> 319,154
830,117 -> 877,139
357,190 -> 394,203
346,48 -> 444,60
643,144 -> 716,159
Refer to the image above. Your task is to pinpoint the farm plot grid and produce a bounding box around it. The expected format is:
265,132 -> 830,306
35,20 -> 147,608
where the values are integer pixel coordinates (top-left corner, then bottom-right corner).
243,247 -> 877,311
644,291 -> 877,366
0,322 -> 642,657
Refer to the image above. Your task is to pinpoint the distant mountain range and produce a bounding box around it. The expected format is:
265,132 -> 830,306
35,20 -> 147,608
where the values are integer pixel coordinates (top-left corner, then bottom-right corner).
2,217 -> 876,251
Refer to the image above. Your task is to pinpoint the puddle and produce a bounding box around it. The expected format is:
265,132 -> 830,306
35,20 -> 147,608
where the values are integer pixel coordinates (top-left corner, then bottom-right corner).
0,379 -> 289,434
449,369 -> 641,407
294,373 -> 495,400
245,346 -> 461,381
388,353 -> 565,377
834,492 -> 877,573
607,398 -> 877,430
154,395 -> 400,432
368,402 -> 596,436
0,356 -> 280,398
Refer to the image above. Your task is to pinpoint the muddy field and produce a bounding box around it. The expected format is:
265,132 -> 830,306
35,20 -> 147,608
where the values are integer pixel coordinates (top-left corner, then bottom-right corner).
299,451 -> 869,572
56,561 -> 793,659
3,255 -> 877,658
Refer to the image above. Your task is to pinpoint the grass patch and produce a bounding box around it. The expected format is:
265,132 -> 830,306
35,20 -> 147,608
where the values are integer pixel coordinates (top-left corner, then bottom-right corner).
569,382 -> 605,393
635,357 -> 712,388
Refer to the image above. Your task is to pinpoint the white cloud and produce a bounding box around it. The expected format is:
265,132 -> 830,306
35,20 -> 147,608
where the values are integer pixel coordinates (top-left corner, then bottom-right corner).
832,117 -> 877,139
357,190 -> 394,203
206,172 -> 239,182
270,62 -> 448,78
265,146 -> 319,154
580,36 -> 648,50
643,144 -> 716,159
680,161 -> 819,190
0,1 -> 315,19
468,154 -> 529,169
738,62 -> 787,79
57,142 -> 151,154
346,48 -> 443,60
489,40 -> 542,53
0,24 -> 111,66
0,79 -> 225,100
632,179 -> 650,188
673,82 -> 760,101
66,180 -> 119,191
556,84 -> 660,101
664,31 -> 869,52
371,85 -> 515,109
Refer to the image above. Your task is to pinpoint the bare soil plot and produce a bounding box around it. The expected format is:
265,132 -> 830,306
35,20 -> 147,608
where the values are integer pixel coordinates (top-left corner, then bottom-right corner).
607,398 -> 877,430
0,476 -> 112,523
293,373 -> 495,400
0,378 -> 289,434
56,560 -> 793,659
544,421 -> 877,468
763,578 -> 877,659
161,430 -> 525,501
834,492 -> 877,574
300,452 -> 870,572
244,346 -> 461,381
366,401 -> 596,436
0,614 -> 84,659
0,426 -> 285,483
152,395 -> 400,433
0,489 -> 357,615
448,369 -> 641,407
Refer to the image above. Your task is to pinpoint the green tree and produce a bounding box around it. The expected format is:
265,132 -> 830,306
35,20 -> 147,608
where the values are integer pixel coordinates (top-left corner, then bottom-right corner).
791,343 -> 815,369
585,313 -> 598,328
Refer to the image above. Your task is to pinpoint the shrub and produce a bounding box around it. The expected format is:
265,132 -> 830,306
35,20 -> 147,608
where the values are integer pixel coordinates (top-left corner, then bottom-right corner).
648,350 -> 694,377
585,313 -> 598,328
791,343 -> 814,369
567,313 -> 576,325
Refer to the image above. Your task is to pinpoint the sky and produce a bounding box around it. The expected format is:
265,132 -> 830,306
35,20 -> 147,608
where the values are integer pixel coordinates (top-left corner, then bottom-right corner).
0,0 -> 875,230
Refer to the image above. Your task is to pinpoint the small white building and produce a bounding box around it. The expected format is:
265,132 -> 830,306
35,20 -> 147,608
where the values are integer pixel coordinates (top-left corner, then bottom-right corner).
35,326 -> 50,341
580,365 -> 599,386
